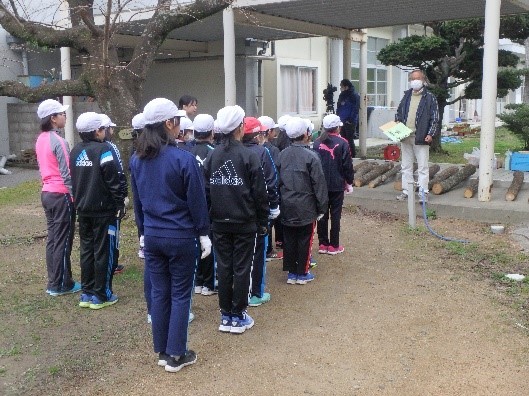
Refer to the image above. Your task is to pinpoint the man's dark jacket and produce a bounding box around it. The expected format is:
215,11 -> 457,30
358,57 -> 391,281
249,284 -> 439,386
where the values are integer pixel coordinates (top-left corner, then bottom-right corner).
395,88 -> 439,145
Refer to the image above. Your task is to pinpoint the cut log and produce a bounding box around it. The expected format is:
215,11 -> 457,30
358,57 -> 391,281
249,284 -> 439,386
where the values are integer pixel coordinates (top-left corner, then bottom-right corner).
353,160 -> 370,172
355,163 -> 394,187
354,162 -> 377,179
506,171 -> 524,201
369,164 -> 402,188
432,164 -> 477,195
429,164 -> 441,179
464,178 -> 479,198
427,165 -> 459,190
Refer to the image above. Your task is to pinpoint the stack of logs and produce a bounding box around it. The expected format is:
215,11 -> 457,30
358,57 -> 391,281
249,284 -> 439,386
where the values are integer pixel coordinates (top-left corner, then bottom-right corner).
9,149 -> 38,165
354,160 -> 528,202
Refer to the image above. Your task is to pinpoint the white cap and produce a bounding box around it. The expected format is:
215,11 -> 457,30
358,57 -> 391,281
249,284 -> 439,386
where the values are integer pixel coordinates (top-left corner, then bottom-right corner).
131,113 -> 145,129
143,98 -> 186,125
213,119 -> 222,134
193,114 -> 215,133
37,99 -> 69,119
258,116 -> 276,130
180,116 -> 194,131
216,105 -> 245,134
303,119 -> 315,134
285,117 -> 308,139
277,114 -> 292,130
100,114 -> 116,128
322,114 -> 343,129
76,112 -> 104,133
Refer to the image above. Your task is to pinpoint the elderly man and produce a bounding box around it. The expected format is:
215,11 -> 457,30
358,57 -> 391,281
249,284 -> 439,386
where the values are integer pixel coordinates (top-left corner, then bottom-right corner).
395,69 -> 439,203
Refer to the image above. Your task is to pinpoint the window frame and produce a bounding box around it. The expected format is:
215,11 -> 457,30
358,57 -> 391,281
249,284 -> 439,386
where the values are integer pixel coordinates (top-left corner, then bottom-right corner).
277,59 -> 320,116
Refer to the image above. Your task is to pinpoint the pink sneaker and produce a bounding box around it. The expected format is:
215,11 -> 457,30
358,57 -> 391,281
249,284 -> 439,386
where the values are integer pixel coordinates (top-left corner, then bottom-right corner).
327,245 -> 344,255
318,244 -> 329,254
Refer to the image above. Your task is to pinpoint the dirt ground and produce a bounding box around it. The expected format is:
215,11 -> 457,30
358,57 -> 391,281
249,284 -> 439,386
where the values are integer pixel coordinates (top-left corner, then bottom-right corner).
1,191 -> 528,396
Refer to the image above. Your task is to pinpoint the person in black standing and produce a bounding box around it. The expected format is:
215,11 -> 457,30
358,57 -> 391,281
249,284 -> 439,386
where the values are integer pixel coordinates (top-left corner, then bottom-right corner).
204,106 -> 269,334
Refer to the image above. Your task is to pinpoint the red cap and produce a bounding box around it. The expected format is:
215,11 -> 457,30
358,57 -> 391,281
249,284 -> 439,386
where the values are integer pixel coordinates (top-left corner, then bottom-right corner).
243,117 -> 266,134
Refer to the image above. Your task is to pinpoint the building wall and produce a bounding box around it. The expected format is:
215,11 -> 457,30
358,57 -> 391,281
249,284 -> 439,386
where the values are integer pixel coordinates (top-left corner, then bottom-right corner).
8,102 -> 99,155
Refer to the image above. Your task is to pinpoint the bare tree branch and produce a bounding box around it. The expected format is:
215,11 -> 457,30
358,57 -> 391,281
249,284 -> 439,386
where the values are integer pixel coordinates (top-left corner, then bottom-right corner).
0,78 -> 93,102
0,2 -> 91,50
8,0 -> 19,19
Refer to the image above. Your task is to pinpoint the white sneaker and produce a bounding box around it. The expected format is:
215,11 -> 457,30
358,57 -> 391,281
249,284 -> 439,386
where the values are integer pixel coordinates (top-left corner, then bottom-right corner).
396,192 -> 408,201
194,286 -> 203,294
201,287 -> 217,296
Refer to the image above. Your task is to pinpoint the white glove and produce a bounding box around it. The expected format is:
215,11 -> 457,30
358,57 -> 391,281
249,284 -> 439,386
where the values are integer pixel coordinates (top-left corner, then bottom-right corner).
345,184 -> 354,194
269,207 -> 280,219
199,235 -> 212,259
139,235 -> 144,248
317,214 -> 324,221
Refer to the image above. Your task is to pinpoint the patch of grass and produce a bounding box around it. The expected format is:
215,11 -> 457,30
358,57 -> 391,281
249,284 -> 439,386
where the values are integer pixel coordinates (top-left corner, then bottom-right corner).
0,344 -> 21,357
0,367 -> 6,375
48,366 -> 60,376
425,208 -> 437,220
0,180 -> 40,207
117,264 -> 143,282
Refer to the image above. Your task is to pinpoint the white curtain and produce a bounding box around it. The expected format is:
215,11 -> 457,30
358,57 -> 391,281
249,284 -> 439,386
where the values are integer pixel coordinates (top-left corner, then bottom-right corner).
299,68 -> 315,113
281,66 -> 298,113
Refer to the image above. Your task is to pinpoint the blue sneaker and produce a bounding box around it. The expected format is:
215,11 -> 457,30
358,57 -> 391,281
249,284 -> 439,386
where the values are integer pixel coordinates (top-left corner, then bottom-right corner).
219,314 -> 232,332
230,311 -> 254,334
48,281 -> 82,297
296,272 -> 315,285
78,293 -> 93,308
89,294 -> 118,310
287,273 -> 298,285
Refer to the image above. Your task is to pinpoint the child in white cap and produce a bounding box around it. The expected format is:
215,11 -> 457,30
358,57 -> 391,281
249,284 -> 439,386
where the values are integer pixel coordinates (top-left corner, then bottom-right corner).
130,98 -> 211,373
277,117 -> 328,285
70,112 -> 126,309
188,114 -> 216,296
313,114 -> 354,255
203,105 -> 269,334
35,99 -> 80,296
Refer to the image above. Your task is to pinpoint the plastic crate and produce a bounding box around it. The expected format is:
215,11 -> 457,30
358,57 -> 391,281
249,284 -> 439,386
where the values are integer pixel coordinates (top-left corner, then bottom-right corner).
510,152 -> 529,172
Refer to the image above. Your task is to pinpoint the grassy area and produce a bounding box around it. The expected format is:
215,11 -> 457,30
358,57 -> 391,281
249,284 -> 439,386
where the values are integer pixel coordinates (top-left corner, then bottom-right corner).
0,180 -> 40,207
429,126 -> 525,164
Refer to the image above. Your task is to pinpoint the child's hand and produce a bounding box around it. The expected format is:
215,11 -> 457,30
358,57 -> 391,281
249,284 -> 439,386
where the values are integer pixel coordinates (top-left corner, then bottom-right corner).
199,236 -> 212,259
345,184 -> 354,194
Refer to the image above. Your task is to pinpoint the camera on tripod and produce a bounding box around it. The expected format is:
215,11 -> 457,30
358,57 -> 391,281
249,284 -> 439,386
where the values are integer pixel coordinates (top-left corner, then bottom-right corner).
323,83 -> 337,113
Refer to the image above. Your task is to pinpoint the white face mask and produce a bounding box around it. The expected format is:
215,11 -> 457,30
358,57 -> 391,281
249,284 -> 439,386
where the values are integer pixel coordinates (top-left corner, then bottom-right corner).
410,79 -> 423,91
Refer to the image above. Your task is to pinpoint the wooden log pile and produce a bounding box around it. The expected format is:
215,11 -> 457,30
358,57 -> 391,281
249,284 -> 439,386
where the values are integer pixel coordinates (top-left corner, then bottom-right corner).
427,165 -> 459,191
354,162 -> 394,187
394,164 -> 441,191
431,164 -> 477,195
369,164 -> 401,188
464,178 -> 479,198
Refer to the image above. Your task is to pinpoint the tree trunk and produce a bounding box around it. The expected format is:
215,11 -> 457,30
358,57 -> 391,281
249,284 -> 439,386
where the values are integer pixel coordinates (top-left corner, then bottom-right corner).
464,178 -> 479,198
430,98 -> 446,153
355,162 -> 394,187
369,164 -> 401,188
432,164 -> 477,195
353,160 -> 371,172
428,165 -> 459,190
506,171 -> 524,201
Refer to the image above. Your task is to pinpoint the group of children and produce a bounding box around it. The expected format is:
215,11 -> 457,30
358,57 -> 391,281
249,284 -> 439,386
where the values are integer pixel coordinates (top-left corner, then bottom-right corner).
35,96 -> 354,373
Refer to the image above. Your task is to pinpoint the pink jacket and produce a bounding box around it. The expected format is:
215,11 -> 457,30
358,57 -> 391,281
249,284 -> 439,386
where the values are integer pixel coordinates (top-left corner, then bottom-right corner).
35,131 -> 72,195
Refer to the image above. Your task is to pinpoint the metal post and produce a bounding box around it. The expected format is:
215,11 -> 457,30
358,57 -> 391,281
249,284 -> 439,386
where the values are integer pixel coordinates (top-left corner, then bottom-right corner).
359,30 -> 368,158
343,35 -> 351,80
407,181 -> 416,228
329,38 -> 343,91
478,0 -> 501,201
223,6 -> 237,106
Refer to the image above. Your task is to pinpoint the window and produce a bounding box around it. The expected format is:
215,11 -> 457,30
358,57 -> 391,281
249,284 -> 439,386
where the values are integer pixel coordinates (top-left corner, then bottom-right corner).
351,37 -> 389,106
280,65 -> 317,114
